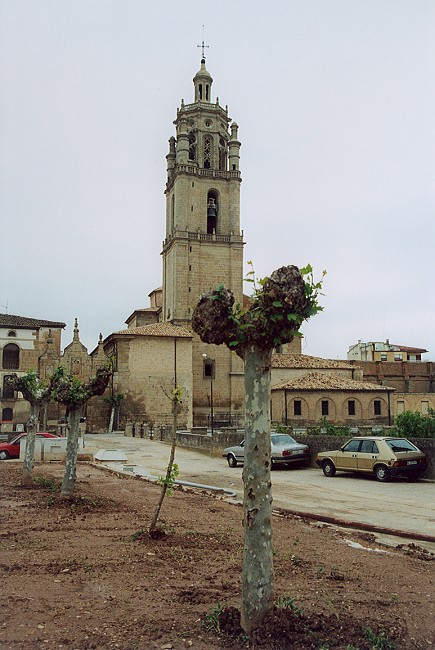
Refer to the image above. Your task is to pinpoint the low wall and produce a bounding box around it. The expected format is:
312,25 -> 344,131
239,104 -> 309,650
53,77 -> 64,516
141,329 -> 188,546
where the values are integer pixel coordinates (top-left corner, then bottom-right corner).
158,428 -> 435,480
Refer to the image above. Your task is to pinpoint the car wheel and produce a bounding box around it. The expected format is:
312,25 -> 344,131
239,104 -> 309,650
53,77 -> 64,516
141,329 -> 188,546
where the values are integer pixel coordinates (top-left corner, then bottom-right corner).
227,454 -> 238,468
322,460 -> 336,477
0,451 -> 10,460
375,465 -> 391,482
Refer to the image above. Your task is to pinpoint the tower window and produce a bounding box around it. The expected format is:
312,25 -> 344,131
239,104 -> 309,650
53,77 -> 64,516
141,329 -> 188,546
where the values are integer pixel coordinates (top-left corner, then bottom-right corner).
199,84 -> 203,100
205,85 -> 209,100
188,132 -> 196,161
207,191 -> 218,234
203,135 -> 212,169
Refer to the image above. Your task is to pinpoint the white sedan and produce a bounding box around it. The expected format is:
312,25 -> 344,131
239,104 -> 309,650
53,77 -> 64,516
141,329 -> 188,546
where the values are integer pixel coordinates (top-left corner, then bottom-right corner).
223,433 -> 310,469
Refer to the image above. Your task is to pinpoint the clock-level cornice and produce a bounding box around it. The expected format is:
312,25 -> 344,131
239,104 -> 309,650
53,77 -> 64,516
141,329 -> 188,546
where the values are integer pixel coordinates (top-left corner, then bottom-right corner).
174,99 -> 231,126
165,165 -> 241,194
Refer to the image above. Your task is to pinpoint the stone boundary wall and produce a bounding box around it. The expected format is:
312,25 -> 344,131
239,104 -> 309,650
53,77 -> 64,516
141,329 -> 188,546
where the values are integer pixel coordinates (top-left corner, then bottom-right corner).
157,427 -> 435,480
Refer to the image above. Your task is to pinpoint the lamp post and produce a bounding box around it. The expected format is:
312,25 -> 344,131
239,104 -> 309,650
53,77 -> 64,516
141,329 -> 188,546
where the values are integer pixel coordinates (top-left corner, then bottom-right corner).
202,353 -> 214,435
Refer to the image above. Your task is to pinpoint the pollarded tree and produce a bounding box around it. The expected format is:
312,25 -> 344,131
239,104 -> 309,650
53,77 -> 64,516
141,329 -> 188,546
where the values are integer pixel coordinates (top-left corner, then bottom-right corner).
6,371 -> 57,487
192,264 -> 324,634
51,366 -> 111,498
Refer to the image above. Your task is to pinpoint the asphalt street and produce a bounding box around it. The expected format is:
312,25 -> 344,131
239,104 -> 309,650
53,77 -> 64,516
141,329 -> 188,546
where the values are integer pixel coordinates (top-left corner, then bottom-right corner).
86,433 -> 435,550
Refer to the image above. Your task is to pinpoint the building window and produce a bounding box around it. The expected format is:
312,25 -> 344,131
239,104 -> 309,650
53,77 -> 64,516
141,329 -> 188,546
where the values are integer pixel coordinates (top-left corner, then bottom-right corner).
203,358 -> 215,379
294,400 -> 302,416
219,138 -> 227,171
2,407 -> 13,421
374,400 -> 381,416
188,131 -> 196,161
203,135 -> 212,169
2,343 -> 20,370
207,190 -> 218,234
380,354 -> 387,361
394,354 -> 403,361
321,400 -> 329,416
348,400 -> 356,416
7,331 -> 16,337
3,376 -> 15,399
397,400 -> 405,415
421,401 -> 429,415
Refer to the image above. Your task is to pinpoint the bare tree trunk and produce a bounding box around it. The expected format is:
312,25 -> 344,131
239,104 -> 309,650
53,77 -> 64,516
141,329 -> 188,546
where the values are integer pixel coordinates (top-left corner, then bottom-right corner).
41,403 -> 48,431
108,406 -> 115,434
22,404 -> 40,487
61,408 -> 81,498
241,345 -> 274,633
149,400 -> 178,536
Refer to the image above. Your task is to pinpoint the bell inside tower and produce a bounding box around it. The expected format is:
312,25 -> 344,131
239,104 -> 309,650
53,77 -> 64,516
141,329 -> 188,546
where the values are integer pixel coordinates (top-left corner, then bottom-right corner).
207,191 -> 218,234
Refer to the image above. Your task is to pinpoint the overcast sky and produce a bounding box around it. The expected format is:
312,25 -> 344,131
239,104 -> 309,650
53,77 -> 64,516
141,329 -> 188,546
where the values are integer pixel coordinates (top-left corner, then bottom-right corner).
1,1 -> 434,360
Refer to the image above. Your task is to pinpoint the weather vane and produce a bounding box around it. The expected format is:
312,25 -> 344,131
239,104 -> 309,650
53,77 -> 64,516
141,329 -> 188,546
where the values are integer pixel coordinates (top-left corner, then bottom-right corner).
197,25 -> 209,60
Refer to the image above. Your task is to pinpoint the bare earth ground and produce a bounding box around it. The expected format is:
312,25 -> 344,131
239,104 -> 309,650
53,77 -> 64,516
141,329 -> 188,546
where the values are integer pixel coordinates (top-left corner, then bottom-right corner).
0,463 -> 433,650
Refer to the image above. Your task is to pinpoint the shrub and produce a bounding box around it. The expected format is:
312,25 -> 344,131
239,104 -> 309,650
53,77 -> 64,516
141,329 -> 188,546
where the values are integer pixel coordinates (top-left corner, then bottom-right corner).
310,418 -> 351,437
395,410 -> 435,438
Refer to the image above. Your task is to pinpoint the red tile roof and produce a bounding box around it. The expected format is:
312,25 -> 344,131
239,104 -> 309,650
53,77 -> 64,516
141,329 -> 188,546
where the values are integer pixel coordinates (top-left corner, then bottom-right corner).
115,323 -> 192,338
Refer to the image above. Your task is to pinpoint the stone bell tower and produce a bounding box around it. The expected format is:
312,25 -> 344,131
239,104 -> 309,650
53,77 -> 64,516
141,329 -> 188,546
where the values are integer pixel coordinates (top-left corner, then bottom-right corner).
161,57 -> 245,425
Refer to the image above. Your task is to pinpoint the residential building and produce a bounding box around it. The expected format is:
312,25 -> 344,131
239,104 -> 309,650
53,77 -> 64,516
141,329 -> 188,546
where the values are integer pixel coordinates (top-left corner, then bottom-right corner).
348,339 -> 428,362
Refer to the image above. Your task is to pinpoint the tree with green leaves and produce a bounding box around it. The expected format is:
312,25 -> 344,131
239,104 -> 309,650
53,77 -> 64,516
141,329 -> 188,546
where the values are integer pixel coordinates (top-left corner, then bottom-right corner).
396,409 -> 435,438
192,264 -> 324,634
6,371 -> 57,487
51,366 -> 111,498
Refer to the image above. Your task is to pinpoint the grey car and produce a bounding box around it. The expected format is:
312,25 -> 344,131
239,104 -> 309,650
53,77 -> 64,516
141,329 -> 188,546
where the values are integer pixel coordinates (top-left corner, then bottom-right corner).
223,433 -> 310,469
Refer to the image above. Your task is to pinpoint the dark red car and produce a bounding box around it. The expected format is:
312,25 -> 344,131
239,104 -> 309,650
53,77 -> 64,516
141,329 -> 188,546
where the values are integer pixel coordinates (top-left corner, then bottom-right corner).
0,432 -> 58,460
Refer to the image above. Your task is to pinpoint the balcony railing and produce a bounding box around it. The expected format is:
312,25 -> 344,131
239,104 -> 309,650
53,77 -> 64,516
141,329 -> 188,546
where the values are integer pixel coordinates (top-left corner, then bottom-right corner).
163,230 -> 244,248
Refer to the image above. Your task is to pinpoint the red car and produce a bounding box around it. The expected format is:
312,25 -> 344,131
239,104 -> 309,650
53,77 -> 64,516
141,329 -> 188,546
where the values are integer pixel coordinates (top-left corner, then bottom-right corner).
0,432 -> 58,460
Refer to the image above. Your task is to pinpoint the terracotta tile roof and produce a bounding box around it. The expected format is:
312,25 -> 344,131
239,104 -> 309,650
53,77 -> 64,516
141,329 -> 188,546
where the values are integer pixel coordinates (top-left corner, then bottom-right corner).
272,372 -> 394,392
272,353 -> 355,370
115,323 -> 192,338
0,313 -> 66,329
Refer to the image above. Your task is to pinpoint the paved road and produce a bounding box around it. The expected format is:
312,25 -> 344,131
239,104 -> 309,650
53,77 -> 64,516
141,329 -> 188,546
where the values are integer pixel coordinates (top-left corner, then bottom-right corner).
86,433 -> 435,549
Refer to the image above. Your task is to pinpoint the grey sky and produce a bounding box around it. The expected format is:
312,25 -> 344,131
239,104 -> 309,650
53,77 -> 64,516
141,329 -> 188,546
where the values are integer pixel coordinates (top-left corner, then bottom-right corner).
1,0 -> 434,360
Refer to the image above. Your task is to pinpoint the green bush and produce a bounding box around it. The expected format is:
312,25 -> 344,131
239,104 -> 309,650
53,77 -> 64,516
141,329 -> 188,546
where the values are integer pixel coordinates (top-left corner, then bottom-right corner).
310,418 -> 351,437
395,409 -> 435,438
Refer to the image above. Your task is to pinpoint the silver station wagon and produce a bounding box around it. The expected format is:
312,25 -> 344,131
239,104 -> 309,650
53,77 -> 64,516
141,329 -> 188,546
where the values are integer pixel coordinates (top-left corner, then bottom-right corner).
223,433 -> 310,469
316,436 -> 427,482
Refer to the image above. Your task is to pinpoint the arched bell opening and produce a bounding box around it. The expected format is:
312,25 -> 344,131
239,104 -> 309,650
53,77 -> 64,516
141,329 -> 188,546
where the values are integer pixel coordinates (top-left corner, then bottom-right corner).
207,190 -> 218,234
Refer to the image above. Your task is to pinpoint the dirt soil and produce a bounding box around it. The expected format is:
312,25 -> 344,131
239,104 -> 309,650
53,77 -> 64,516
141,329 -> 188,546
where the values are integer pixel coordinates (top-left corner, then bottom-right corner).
0,463 -> 433,650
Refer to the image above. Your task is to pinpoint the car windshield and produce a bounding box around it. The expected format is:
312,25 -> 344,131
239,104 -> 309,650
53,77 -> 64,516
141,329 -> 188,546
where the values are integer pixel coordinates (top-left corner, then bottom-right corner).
386,439 -> 418,453
271,434 -> 297,446
10,435 -> 25,444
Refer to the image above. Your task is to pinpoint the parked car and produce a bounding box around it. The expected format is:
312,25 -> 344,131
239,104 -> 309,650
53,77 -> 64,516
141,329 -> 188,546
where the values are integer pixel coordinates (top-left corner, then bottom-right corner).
223,433 -> 310,469
0,432 -> 58,460
316,436 -> 427,482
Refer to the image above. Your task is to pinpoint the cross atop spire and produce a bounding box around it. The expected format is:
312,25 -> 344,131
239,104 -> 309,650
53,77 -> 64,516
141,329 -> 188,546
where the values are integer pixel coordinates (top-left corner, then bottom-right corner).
197,25 -> 209,61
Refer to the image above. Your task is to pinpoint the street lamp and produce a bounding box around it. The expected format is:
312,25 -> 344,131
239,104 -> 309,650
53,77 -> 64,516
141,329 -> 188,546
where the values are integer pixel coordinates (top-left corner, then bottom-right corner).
202,353 -> 214,435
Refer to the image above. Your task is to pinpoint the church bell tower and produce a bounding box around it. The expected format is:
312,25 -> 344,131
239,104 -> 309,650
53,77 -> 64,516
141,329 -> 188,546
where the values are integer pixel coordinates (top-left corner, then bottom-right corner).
161,57 -> 245,424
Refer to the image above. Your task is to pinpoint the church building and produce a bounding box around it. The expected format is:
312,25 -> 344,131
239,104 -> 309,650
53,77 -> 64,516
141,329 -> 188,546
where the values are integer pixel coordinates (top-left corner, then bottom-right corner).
94,57 -> 246,429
